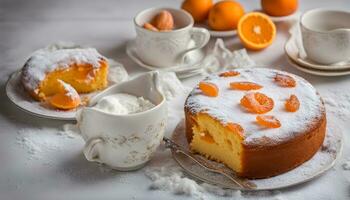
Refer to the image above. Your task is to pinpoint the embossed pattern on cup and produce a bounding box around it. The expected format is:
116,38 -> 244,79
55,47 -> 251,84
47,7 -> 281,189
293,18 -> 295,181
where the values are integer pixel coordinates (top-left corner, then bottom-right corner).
134,7 -> 210,67
300,9 -> 350,65
77,72 -> 168,171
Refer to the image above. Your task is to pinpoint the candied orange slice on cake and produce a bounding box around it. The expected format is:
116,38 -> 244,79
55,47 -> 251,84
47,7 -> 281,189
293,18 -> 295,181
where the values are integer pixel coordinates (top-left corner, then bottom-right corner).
256,115 -> 281,128
226,122 -> 244,137
274,73 -> 296,87
285,94 -> 300,112
219,71 -> 240,77
230,81 -> 262,90
49,80 -> 81,110
240,92 -> 274,114
199,82 -> 219,97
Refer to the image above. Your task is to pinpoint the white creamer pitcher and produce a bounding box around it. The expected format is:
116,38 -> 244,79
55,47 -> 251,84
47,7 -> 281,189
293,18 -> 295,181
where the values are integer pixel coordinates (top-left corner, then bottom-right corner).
77,71 -> 167,171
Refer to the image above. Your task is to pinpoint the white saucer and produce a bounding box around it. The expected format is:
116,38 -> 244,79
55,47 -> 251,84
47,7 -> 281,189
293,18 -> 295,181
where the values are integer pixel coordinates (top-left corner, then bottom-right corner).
171,119 -> 343,190
6,61 -> 128,120
267,12 -> 299,23
194,23 -> 237,37
126,40 -> 205,78
285,36 -> 350,71
286,56 -> 350,77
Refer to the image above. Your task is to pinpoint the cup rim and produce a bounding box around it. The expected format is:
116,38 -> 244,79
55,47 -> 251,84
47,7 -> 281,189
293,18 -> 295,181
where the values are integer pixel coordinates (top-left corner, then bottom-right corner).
83,72 -> 167,118
300,8 -> 350,33
133,7 -> 194,34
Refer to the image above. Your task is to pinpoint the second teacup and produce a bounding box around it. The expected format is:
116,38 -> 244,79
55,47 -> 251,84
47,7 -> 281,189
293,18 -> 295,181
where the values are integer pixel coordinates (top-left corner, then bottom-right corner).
300,9 -> 350,65
133,7 -> 210,67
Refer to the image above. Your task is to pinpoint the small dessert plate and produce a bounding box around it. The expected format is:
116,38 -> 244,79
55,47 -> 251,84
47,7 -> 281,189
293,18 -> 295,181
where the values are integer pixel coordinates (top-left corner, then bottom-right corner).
285,36 -> 350,71
126,40 -> 204,78
171,120 -> 342,190
194,23 -> 237,37
5,61 -> 128,120
286,56 -> 350,77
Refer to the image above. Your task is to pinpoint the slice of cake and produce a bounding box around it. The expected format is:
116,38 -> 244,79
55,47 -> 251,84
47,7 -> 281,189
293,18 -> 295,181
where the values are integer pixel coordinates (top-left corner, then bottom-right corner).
21,46 -> 108,103
184,68 -> 326,178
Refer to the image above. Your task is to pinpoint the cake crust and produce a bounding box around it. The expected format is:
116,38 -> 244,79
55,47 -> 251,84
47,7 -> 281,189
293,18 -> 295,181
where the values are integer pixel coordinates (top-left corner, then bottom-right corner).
184,68 -> 326,179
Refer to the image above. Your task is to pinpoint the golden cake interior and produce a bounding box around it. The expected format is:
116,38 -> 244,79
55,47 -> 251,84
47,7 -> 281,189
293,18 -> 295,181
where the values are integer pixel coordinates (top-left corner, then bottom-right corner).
190,113 -> 244,174
33,59 -> 108,101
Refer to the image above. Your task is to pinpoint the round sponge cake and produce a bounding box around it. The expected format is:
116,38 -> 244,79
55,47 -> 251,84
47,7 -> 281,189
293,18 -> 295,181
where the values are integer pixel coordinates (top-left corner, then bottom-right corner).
184,68 -> 326,178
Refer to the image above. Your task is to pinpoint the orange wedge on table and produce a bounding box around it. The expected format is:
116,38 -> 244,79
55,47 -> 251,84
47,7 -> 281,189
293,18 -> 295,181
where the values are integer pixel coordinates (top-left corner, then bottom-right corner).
237,12 -> 276,50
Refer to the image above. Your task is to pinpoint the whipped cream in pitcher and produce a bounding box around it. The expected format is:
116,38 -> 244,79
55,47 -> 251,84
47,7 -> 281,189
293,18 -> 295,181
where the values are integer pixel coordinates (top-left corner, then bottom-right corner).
77,72 -> 167,171
93,93 -> 155,115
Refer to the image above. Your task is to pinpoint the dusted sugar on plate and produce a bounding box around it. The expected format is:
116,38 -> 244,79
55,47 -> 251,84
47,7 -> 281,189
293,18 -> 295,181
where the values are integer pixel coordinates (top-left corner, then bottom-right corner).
184,68 -> 326,178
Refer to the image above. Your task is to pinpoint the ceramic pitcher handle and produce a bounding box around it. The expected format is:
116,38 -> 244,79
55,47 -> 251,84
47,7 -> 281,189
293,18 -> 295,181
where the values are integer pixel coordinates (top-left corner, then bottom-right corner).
180,27 -> 210,62
83,137 -> 104,162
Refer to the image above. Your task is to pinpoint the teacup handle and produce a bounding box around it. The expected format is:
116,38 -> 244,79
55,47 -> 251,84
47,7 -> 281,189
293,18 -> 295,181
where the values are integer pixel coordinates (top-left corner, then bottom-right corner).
83,137 -> 104,163
179,27 -> 210,63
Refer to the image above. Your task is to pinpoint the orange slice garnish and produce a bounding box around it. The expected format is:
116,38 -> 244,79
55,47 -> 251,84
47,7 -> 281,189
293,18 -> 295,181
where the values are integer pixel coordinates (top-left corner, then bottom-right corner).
219,71 -> 240,77
285,94 -> 300,112
237,12 -> 276,50
274,73 -> 296,87
230,81 -> 262,90
240,92 -> 274,114
226,122 -> 244,137
199,81 -> 219,97
49,80 -> 81,110
256,115 -> 281,128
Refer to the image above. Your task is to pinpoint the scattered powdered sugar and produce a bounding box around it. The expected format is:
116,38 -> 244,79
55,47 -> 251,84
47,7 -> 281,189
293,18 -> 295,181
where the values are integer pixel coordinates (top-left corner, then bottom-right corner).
22,43 -> 106,92
57,79 -> 79,98
323,89 -> 350,122
185,68 -> 324,145
144,148 -> 288,200
16,128 -> 68,160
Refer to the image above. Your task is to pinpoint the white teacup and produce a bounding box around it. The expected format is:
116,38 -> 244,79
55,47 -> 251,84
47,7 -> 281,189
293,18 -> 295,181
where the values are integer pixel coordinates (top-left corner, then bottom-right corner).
133,7 -> 210,67
300,9 -> 350,64
77,72 -> 167,171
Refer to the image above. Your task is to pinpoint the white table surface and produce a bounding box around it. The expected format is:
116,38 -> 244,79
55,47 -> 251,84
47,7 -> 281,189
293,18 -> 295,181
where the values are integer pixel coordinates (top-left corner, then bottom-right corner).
1,0 -> 349,199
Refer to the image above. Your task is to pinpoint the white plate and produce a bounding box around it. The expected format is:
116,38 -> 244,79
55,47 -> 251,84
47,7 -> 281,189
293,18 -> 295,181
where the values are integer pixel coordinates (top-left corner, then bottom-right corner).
285,28 -> 350,71
126,40 -> 204,78
171,120 -> 343,190
194,23 -> 237,37
6,62 -> 128,120
267,11 -> 299,22
287,56 -> 350,77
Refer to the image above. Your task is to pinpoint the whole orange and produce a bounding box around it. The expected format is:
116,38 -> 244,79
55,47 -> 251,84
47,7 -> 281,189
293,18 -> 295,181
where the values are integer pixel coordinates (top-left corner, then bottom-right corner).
261,0 -> 298,17
181,0 -> 213,22
208,0 -> 245,31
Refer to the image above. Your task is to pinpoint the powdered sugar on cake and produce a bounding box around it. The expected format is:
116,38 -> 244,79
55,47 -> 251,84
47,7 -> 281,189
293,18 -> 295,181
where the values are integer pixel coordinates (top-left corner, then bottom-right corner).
22,45 -> 106,92
57,79 -> 79,98
185,68 -> 324,145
